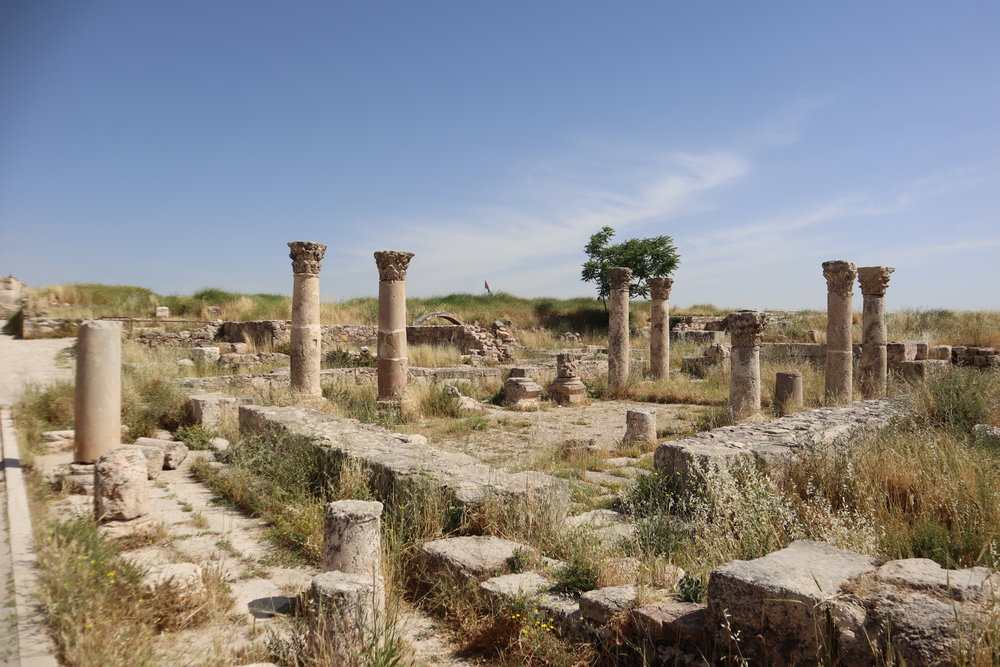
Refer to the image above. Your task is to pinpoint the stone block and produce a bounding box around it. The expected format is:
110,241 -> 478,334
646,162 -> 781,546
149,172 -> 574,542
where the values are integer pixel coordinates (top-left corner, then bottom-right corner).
422,536 -> 534,582
95,447 -> 150,521
186,391 -> 239,430
121,444 -> 166,478
631,600 -> 707,643
155,306 -> 170,318
192,346 -> 221,364
624,409 -> 656,445
928,345 -> 952,361
707,541 -> 877,664
914,341 -> 929,360
579,584 -> 638,624
504,377 -> 542,410
897,359 -> 951,381
480,572 -> 554,601
308,571 -> 379,661
887,341 -> 918,364
133,437 -> 189,469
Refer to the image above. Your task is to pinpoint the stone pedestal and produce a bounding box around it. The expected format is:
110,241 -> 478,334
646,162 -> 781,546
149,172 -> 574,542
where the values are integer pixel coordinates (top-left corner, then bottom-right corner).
94,447 -> 149,521
504,377 -> 542,410
774,372 -> 804,414
607,267 -> 633,395
822,260 -> 857,405
308,571 -> 380,660
648,277 -> 673,380
289,241 -> 327,397
323,500 -> 383,578
374,251 -> 414,408
726,311 -> 769,420
624,409 -> 657,445
74,320 -> 123,463
155,306 -> 169,318
857,266 -> 894,399
548,353 -> 587,405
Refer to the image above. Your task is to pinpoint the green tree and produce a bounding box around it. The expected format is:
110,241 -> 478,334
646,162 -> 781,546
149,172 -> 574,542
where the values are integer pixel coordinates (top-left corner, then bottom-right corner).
581,226 -> 680,301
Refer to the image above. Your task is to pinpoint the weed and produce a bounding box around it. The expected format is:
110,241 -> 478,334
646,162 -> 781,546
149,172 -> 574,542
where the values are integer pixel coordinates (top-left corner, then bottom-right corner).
175,424 -> 215,450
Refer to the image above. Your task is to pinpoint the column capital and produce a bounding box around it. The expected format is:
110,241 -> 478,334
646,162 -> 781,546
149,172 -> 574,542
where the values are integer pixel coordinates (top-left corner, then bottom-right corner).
374,250 -> 414,282
857,266 -> 895,296
556,352 -> 580,378
822,260 -> 857,295
608,267 -> 633,291
648,276 -> 673,301
288,241 -> 327,275
725,310 -> 770,347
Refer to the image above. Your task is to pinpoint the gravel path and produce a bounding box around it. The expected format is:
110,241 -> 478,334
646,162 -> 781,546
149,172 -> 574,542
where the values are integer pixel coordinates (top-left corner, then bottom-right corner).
0,334 -> 74,406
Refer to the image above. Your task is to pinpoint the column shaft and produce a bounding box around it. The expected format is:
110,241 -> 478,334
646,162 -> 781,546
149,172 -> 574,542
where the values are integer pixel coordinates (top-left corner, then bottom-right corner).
823,261 -> 857,405
607,267 -> 632,395
648,277 -> 673,380
288,241 -> 327,397
74,320 -> 122,463
375,251 -> 414,404
858,266 -> 894,398
726,310 -> 769,420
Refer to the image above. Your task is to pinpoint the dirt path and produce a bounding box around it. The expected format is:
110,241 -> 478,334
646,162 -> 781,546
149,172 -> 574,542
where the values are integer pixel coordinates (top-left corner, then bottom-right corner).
0,334 -> 74,406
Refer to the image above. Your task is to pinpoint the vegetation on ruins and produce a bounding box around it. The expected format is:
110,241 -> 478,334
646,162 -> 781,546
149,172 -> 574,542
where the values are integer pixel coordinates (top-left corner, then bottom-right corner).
580,225 -> 680,301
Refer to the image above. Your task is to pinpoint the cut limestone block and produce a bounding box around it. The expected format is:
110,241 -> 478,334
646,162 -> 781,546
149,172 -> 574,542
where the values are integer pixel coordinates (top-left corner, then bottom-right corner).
579,584 -> 638,624
94,448 -> 150,522
121,444 -> 166,478
631,601 -> 707,643
422,536 -> 534,582
707,540 -> 878,665
186,392 -> 239,430
192,346 -> 221,364
133,437 -> 189,469
896,359 -> 951,381
480,572 -> 553,602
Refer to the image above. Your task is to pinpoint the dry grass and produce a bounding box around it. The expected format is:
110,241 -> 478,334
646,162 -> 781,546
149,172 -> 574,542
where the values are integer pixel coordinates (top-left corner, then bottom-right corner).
408,343 -> 464,368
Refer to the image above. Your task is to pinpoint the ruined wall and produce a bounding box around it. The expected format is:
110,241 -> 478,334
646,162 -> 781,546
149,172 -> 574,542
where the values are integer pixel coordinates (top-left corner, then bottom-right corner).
0,275 -> 24,316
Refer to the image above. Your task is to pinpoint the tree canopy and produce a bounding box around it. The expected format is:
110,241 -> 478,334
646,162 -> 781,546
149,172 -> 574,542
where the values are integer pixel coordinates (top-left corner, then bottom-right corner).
580,226 -> 680,300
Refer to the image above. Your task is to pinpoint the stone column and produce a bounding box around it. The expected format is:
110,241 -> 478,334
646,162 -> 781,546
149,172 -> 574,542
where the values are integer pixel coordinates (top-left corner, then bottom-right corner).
74,320 -> 122,463
624,409 -> 657,445
323,500 -> 383,578
774,372 -> 804,414
727,311 -> 769,420
648,277 -> 673,380
548,353 -> 587,405
822,260 -> 857,405
607,267 -> 633,395
374,250 -> 414,407
857,266 -> 894,399
288,241 -> 327,397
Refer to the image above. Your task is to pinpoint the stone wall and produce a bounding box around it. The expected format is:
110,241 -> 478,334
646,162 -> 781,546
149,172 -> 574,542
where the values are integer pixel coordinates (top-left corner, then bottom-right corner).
20,316 -> 84,339
0,275 -> 24,316
654,398 -> 904,485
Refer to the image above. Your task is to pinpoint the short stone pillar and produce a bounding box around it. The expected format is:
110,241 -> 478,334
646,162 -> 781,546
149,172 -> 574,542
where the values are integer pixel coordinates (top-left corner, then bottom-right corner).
822,260 -> 857,405
308,571 -> 379,660
726,311 -> 770,420
624,409 -> 657,445
548,353 -> 587,405
648,277 -> 673,380
374,251 -> 414,408
774,372 -> 804,414
74,320 -> 123,463
504,377 -> 542,410
323,500 -> 383,578
154,306 -> 169,318
94,447 -> 149,521
857,266 -> 894,399
607,267 -> 633,395
288,241 -> 327,397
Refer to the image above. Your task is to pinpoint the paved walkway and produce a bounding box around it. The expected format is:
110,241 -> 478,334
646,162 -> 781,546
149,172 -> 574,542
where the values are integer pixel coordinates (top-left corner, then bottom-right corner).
1,334 -> 70,666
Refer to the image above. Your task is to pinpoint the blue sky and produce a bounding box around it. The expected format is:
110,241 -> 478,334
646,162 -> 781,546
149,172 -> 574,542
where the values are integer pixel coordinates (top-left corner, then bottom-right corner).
1,1 -> 998,310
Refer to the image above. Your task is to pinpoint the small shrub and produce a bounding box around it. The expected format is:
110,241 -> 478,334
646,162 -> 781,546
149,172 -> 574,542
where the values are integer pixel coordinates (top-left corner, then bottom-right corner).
552,554 -> 599,596
174,424 -> 214,450
676,572 -> 706,603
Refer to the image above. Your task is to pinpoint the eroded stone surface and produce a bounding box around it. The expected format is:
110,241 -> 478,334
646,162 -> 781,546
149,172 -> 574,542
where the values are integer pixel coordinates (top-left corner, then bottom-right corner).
654,399 -> 903,484
95,447 -> 150,521
133,437 -> 189,469
422,536 -> 533,582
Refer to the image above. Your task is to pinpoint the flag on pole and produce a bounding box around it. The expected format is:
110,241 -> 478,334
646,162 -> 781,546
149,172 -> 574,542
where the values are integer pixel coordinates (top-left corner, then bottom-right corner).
484,280 -> 492,295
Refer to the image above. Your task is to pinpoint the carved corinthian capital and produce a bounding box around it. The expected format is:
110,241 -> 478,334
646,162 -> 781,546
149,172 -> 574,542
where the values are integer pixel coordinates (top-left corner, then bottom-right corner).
648,277 -> 673,301
608,267 -> 633,291
288,241 -> 327,275
857,266 -> 895,296
374,250 -> 414,282
822,260 -> 857,295
725,310 -> 771,348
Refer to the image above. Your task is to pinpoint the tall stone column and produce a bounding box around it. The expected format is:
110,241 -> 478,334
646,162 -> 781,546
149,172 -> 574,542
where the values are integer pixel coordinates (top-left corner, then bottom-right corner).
288,241 -> 327,397
648,277 -> 673,380
74,320 -> 122,463
822,260 -> 857,405
374,250 -> 414,406
727,311 -> 769,420
607,267 -> 633,396
857,266 -> 895,399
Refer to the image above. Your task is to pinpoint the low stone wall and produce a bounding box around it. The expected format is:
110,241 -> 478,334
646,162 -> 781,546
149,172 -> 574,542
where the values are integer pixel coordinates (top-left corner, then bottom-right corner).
239,404 -> 568,515
953,345 -> 999,368
654,399 -> 904,484
179,365 -> 503,394
20,316 -> 84,338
